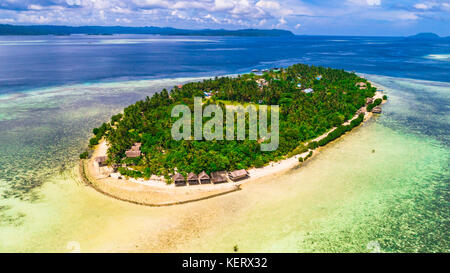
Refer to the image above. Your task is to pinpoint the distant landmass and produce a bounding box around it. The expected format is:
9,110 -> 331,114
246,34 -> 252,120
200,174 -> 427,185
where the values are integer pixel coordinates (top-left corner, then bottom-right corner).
0,24 -> 294,37
405,32 -> 447,40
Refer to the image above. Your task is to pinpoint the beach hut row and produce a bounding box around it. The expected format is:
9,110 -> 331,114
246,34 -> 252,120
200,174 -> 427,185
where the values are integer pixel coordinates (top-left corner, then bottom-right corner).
251,68 -> 270,73
172,170 -> 249,187
251,69 -> 263,76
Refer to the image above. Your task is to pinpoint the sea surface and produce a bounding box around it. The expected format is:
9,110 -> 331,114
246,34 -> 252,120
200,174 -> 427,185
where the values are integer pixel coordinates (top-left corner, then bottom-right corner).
0,35 -> 448,252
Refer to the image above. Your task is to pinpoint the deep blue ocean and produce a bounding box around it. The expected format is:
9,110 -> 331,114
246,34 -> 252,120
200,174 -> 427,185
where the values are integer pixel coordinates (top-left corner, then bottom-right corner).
0,34 -> 449,94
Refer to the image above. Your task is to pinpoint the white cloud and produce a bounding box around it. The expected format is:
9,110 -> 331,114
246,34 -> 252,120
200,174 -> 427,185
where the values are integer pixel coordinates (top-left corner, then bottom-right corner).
99,10 -> 105,20
276,17 -> 286,28
28,5 -> 43,10
0,18 -> 15,23
348,0 -> 381,6
17,13 -> 51,23
442,3 -> 450,11
230,0 -> 251,15
214,0 -> 235,11
255,1 -> 281,10
363,9 -> 419,21
116,17 -> 131,23
0,0 -> 306,28
414,3 -> 429,10
205,14 -> 220,23
133,0 -> 170,9
173,1 -> 211,10
111,6 -> 131,14
366,0 -> 381,6
413,2 -> 444,10
397,11 -> 419,20
0,0 -> 448,34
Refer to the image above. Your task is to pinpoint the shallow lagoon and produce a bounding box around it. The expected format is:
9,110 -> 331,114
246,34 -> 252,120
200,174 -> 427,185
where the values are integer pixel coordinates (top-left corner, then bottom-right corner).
0,34 -> 448,252
0,75 -> 448,252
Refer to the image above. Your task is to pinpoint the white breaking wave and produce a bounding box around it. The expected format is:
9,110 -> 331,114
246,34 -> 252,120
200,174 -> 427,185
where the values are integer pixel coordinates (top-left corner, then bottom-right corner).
0,38 -> 215,46
424,54 -> 450,62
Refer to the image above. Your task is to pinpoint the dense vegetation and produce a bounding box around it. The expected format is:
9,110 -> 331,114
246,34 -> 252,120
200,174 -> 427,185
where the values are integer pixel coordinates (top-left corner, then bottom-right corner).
367,98 -> 382,112
79,152 -> 89,159
87,64 -> 376,180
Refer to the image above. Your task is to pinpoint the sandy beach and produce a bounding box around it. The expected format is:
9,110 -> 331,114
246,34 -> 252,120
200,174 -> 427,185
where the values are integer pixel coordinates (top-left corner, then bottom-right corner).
81,90 -> 385,206
81,142 -> 240,206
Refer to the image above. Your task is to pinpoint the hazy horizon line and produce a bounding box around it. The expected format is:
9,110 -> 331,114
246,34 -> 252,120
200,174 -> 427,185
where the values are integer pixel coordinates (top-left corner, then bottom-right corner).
0,23 -> 448,38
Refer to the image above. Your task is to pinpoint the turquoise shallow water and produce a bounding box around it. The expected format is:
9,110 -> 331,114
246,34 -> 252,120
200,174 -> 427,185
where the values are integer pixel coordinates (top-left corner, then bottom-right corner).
0,77 -> 202,201
0,74 -> 448,252
177,122 -> 448,252
171,75 -> 449,253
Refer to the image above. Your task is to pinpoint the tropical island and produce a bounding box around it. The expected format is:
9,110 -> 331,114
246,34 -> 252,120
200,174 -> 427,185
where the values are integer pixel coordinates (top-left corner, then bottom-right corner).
80,63 -> 386,205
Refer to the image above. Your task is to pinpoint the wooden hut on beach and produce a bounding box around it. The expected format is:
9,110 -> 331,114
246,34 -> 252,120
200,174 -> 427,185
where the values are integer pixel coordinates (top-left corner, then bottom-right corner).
187,172 -> 199,185
198,171 -> 211,184
133,142 -> 142,149
228,169 -> 249,182
125,143 -> 142,158
94,156 -> 108,168
210,171 -> 228,184
356,82 -> 367,89
372,106 -> 382,114
125,150 -> 141,158
356,107 -> 366,115
172,173 -> 186,186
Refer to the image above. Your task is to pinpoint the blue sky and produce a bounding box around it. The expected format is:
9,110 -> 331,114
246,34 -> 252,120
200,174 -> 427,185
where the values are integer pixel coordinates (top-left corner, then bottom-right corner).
0,0 -> 449,36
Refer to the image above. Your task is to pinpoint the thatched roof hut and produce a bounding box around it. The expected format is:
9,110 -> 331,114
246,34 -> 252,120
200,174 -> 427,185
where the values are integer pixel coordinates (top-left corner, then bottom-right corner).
198,171 -> 210,184
356,82 -> 367,89
187,172 -> 199,185
256,78 -> 268,88
356,108 -> 366,115
228,169 -> 249,182
131,143 -> 142,150
94,156 -> 108,167
125,143 -> 142,158
372,106 -> 382,114
210,171 -> 228,184
172,173 -> 186,186
125,150 -> 141,158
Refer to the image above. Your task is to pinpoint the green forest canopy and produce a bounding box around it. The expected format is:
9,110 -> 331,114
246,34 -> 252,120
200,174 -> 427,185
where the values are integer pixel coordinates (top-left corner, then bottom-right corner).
89,63 -> 376,180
